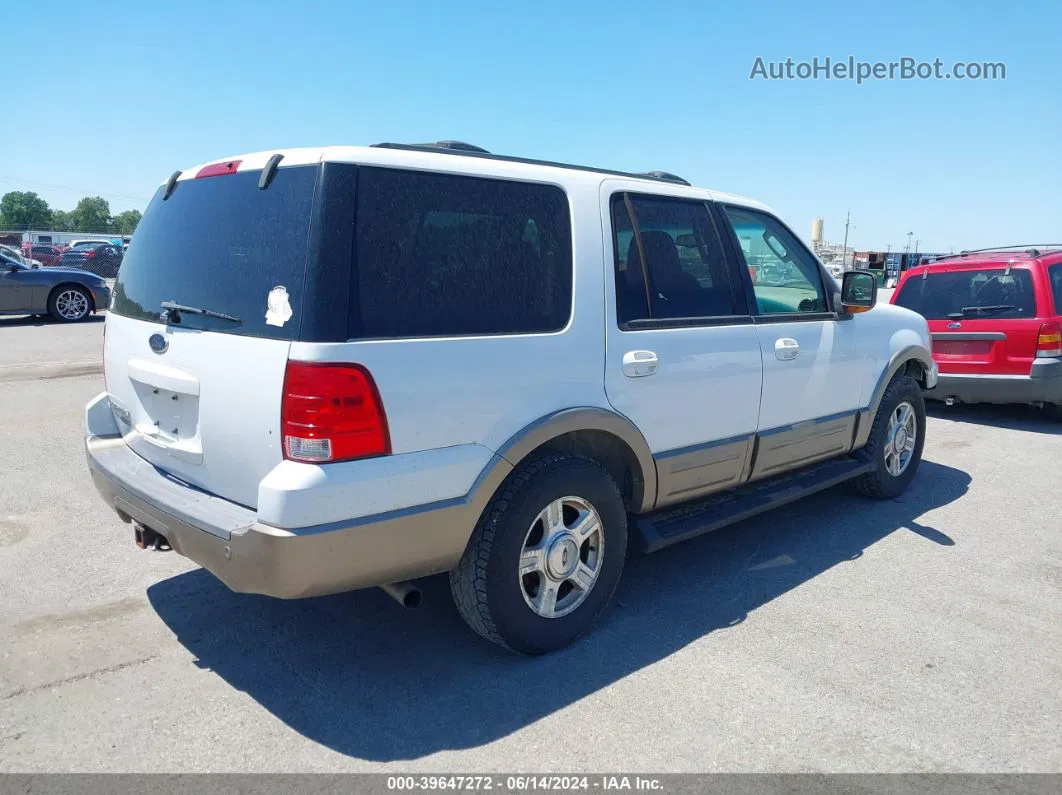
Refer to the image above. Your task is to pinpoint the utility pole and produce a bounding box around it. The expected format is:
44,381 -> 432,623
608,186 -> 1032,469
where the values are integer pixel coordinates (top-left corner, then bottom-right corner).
914,239 -> 920,265
841,210 -> 851,270
905,231 -> 913,270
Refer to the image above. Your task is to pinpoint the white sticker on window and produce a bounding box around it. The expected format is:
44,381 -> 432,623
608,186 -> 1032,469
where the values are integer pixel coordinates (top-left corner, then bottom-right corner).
265,286 -> 292,327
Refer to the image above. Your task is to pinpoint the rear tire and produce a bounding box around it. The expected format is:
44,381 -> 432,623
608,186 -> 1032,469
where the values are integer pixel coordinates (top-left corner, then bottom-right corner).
449,453 -> 627,654
48,285 -> 92,323
852,374 -> 926,499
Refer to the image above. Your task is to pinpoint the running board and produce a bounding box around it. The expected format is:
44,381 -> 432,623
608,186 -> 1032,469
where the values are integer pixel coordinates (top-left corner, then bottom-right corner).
633,454 -> 873,553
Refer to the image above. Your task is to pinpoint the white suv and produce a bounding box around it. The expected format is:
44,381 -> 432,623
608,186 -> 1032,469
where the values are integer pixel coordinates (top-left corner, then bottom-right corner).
85,142 -> 937,654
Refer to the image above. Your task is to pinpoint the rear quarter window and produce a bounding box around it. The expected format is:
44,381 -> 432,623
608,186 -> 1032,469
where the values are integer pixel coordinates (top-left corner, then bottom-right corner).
350,167 -> 572,339
895,268 -> 1037,320
1049,265 -> 1062,314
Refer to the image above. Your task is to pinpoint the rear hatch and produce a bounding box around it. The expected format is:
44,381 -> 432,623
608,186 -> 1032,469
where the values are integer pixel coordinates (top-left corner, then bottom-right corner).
104,159 -> 332,509
893,265 -> 1041,375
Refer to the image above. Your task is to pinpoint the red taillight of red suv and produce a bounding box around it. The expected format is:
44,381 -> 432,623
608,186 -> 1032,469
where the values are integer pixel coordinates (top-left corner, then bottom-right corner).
1036,322 -> 1062,358
281,361 -> 391,463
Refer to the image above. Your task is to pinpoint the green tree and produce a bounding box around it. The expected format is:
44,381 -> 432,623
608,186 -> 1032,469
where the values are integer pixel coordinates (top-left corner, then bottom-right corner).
52,210 -> 75,231
112,209 -> 143,234
0,191 -> 53,230
70,196 -> 112,232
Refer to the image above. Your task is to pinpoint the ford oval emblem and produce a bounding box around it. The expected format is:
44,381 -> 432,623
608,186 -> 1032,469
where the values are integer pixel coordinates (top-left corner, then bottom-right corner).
149,333 -> 168,354
947,322 -> 961,329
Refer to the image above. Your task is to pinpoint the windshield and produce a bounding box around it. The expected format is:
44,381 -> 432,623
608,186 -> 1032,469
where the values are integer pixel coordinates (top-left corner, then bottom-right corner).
111,165 -> 318,339
895,268 -> 1036,320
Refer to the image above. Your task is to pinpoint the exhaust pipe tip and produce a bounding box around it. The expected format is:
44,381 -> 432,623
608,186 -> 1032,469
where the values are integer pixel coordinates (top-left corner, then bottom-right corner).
380,581 -> 422,609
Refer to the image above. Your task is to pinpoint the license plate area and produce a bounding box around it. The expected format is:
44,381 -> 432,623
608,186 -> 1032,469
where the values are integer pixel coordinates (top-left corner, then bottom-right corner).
148,387 -> 198,441
932,340 -> 995,362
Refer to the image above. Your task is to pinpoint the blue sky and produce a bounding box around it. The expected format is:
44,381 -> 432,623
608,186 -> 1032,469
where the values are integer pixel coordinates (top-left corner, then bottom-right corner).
4,0 -> 1059,252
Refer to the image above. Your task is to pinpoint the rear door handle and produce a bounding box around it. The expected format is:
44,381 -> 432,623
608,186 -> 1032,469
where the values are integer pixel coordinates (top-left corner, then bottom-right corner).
774,338 -> 800,361
622,350 -> 659,378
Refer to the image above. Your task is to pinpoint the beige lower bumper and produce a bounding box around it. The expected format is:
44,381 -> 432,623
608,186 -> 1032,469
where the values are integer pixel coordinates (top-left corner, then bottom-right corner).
86,435 -> 481,599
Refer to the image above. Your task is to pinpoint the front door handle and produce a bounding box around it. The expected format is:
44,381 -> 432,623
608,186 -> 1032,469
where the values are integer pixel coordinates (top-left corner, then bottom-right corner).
622,350 -> 659,378
775,338 -> 800,361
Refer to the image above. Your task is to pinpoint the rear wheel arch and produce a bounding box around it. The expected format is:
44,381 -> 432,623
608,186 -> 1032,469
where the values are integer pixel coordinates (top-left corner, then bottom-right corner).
490,408 -> 657,515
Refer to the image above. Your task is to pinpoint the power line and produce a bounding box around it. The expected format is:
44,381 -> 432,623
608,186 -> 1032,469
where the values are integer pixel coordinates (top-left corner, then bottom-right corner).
0,176 -> 151,203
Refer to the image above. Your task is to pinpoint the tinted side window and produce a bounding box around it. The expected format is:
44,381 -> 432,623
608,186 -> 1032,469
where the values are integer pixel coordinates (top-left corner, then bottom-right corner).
351,168 -> 572,339
722,206 -> 828,315
611,194 -> 737,325
895,268 -> 1036,320
1050,265 -> 1062,314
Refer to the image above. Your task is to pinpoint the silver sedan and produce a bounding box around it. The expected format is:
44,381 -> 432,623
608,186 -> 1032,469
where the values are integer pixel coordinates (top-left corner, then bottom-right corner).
0,252 -> 112,323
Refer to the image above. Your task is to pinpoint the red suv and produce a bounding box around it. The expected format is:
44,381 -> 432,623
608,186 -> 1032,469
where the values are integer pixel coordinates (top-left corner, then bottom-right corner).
891,246 -> 1062,417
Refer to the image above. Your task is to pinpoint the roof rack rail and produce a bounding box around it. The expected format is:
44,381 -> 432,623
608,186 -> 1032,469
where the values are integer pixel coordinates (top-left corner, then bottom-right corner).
367,142 -> 697,187
918,245 -> 1062,266
640,170 -> 690,186
372,140 -> 490,153
956,244 -> 1062,256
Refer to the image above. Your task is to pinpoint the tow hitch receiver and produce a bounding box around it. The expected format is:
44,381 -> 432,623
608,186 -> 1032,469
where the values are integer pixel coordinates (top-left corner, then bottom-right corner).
134,524 -> 171,551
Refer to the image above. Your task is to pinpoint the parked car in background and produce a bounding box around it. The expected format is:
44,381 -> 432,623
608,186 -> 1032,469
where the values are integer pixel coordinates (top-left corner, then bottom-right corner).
26,245 -> 62,266
85,142 -> 936,654
57,241 -> 123,278
892,246 -> 1062,418
1,244 -> 29,263
66,238 -> 118,249
0,251 -> 111,322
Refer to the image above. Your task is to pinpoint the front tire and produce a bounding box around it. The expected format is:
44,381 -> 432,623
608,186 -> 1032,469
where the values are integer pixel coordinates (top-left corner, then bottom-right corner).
48,286 -> 92,323
849,377 -> 926,498
450,453 -> 628,654
852,374 -> 926,499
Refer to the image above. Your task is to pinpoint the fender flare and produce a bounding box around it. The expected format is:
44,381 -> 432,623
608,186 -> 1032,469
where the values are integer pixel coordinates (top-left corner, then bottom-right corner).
490,407 -> 658,514
854,345 -> 934,449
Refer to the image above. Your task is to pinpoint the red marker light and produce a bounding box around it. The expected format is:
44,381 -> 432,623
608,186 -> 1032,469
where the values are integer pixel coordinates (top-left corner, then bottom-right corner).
195,160 -> 242,179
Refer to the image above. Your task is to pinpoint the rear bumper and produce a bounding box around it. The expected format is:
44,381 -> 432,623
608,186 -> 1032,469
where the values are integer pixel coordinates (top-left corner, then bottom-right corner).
85,433 -> 477,599
927,358 -> 1062,406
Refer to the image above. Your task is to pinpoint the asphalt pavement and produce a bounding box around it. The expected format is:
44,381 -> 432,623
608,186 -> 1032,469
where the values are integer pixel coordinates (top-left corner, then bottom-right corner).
0,318 -> 1060,773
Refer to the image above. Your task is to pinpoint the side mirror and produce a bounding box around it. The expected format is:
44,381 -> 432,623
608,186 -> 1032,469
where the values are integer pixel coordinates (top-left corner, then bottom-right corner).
841,270 -> 878,314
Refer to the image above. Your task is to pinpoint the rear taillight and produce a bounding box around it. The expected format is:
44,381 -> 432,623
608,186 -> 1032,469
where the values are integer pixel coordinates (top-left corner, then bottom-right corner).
281,361 -> 390,464
1036,322 -> 1061,358
81,250 -> 96,259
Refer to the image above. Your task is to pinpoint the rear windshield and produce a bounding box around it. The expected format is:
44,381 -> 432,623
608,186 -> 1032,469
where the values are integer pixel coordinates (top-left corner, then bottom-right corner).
894,268 -> 1037,320
112,165 -> 318,339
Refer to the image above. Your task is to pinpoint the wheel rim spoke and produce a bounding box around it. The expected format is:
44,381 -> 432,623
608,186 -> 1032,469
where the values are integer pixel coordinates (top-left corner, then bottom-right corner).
542,499 -> 564,535
569,510 -> 599,541
534,582 -> 559,618
519,546 -> 545,576
570,562 -> 596,591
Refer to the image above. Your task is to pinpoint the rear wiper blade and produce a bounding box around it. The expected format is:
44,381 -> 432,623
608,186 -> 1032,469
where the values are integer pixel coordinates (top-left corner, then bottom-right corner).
953,304 -> 1015,317
160,301 -> 241,324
